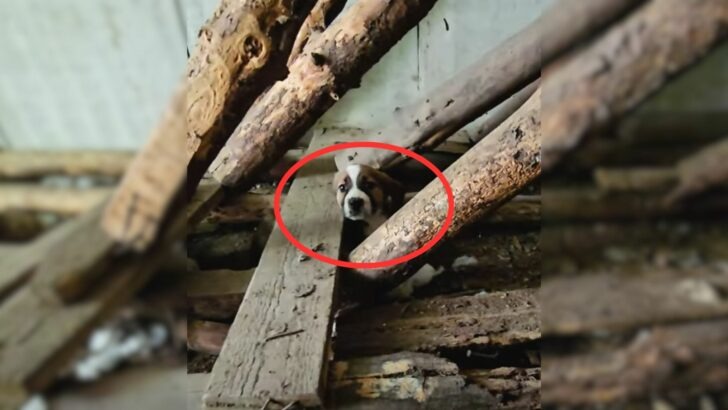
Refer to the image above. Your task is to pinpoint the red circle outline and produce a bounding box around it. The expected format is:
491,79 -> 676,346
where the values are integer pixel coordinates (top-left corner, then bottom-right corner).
273,141 -> 454,269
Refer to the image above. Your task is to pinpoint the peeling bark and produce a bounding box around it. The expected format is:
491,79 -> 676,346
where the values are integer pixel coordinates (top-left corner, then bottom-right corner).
186,0 -> 316,190
102,0 -> 314,251
347,89 -> 541,286
336,0 -> 644,170
542,0 -> 728,170
287,0 -> 348,67
210,0 -> 439,188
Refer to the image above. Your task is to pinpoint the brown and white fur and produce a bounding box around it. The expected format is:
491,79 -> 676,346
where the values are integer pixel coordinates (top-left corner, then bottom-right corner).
333,164 -> 405,236
333,164 -> 445,300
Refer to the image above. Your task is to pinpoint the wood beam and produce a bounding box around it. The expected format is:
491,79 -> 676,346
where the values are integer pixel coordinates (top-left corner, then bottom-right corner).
347,89 -> 541,287
209,0 -> 439,188
542,0 -> 728,170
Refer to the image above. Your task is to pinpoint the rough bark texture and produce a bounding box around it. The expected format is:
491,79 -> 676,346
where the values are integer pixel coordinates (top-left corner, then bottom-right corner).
336,0 -> 643,170
186,0 -> 316,189
348,89 -> 541,285
336,290 -> 539,358
210,0 -> 439,188
0,151 -> 132,178
542,319 -> 728,407
103,0 -> 315,251
287,0 -> 347,66
542,0 -> 728,170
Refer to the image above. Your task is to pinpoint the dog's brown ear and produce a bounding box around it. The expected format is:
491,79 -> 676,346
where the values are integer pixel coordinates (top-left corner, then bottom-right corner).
373,170 -> 405,213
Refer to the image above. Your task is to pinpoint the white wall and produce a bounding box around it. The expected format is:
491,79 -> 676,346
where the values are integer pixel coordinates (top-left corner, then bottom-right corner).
1,0 -> 725,150
0,0 -> 186,150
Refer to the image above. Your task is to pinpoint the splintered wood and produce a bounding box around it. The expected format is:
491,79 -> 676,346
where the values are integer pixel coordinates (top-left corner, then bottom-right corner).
209,0 -> 438,188
204,134 -> 343,408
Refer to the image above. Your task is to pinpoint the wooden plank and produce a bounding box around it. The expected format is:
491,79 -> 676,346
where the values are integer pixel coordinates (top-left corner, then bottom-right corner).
204,133 -> 343,408
189,354 -> 539,410
542,269 -> 728,336
336,289 -> 539,357
0,184 -> 111,215
0,206 -> 102,299
0,150 -> 133,178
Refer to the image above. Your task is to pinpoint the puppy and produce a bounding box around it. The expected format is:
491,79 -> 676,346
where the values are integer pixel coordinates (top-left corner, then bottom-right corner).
333,164 -> 405,236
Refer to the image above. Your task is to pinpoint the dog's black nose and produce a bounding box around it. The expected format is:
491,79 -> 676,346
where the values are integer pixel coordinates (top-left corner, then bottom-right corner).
348,197 -> 364,211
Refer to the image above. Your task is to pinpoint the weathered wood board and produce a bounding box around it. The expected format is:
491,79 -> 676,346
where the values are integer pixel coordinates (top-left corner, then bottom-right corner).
336,289 -> 540,357
190,353 -> 539,410
203,134 -> 343,408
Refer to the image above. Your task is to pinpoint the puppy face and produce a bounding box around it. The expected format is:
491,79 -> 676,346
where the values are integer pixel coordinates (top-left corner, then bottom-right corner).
334,164 -> 408,222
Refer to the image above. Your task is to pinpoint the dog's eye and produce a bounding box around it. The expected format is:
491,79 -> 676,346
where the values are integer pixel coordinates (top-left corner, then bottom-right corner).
361,180 -> 371,189
338,184 -> 346,192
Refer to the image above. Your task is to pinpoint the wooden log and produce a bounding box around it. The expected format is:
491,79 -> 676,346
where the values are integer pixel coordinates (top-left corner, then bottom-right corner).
287,0 -> 347,67
347,89 -> 541,286
103,0 -> 317,252
335,289 -> 539,358
542,0 -> 728,170
0,184 -> 111,215
469,80 -> 540,145
665,136 -> 728,205
0,151 -> 133,179
593,167 -> 677,192
186,0 -> 317,189
209,0 -> 439,188
542,269 -> 728,336
204,134 -> 344,408
335,0 -> 644,170
188,320 -> 230,355
542,319 -> 728,407
542,188 -> 728,222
